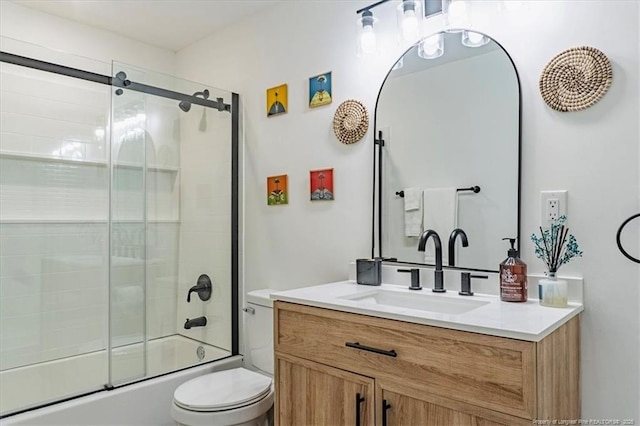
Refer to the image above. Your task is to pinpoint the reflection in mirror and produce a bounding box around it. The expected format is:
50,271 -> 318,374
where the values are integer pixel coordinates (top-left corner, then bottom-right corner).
375,31 -> 520,272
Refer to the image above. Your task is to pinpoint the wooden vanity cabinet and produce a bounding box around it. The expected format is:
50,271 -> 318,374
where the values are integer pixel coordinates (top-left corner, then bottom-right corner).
274,301 -> 580,426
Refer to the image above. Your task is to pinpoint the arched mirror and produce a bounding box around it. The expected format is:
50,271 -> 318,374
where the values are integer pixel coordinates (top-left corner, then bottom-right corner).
374,30 -> 520,272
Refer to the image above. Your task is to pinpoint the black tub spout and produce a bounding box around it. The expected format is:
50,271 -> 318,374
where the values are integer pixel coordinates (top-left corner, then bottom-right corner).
184,316 -> 207,329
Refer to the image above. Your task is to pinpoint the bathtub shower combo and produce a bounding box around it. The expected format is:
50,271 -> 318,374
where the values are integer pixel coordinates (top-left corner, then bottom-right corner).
0,38 -> 240,417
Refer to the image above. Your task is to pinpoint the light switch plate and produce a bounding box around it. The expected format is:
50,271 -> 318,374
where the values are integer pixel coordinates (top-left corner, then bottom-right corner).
540,190 -> 567,227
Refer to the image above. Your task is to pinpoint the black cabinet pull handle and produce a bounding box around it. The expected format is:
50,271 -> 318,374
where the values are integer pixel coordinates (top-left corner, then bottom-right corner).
355,393 -> 365,426
345,342 -> 397,358
382,399 -> 392,426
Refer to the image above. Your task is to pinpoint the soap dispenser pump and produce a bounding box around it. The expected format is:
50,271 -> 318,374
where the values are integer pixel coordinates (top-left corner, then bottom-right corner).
500,238 -> 527,302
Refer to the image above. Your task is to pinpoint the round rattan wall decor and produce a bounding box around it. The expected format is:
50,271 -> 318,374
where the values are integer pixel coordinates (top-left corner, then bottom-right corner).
333,99 -> 369,144
539,46 -> 612,112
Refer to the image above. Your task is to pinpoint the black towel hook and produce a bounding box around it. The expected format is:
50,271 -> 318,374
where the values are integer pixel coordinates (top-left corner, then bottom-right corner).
616,213 -> 640,264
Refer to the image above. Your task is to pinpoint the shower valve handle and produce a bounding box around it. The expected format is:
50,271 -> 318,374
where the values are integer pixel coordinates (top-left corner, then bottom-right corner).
187,274 -> 212,303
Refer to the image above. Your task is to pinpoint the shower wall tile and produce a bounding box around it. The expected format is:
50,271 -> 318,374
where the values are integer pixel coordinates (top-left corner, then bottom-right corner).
0,223 -> 110,371
1,66 -> 108,109
0,89 -> 106,129
0,158 -> 109,221
0,222 -> 180,371
1,67 -> 108,160
176,114 -> 233,353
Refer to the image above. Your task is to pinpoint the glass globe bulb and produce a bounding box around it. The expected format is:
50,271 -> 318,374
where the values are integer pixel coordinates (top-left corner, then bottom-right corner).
401,10 -> 420,42
422,42 -> 438,55
449,1 -> 468,21
418,34 -> 444,59
360,26 -> 377,54
468,32 -> 483,44
443,0 -> 471,31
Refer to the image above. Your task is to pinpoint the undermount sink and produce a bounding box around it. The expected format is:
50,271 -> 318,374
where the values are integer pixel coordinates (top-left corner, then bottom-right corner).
338,288 -> 489,315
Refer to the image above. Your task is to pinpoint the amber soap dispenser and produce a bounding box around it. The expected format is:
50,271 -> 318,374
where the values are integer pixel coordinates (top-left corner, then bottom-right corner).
500,238 -> 528,302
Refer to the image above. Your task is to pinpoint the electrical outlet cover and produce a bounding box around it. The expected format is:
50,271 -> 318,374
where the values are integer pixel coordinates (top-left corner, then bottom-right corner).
540,190 -> 567,226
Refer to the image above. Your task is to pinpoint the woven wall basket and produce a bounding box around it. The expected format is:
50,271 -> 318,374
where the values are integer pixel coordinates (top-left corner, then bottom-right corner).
539,46 -> 612,112
333,100 -> 369,144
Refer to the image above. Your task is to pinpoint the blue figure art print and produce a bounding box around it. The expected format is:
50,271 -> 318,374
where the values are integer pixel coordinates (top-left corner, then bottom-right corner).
309,72 -> 332,108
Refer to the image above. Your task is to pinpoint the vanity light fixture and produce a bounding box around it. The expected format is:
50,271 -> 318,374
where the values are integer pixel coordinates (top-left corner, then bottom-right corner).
356,0 -> 442,56
355,0 -> 482,59
442,0 -> 471,32
397,0 -> 424,43
418,33 -> 444,59
357,9 -> 378,55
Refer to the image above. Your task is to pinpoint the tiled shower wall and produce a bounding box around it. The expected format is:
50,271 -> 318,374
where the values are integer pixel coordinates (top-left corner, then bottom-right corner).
0,55 -> 180,372
0,223 -> 180,371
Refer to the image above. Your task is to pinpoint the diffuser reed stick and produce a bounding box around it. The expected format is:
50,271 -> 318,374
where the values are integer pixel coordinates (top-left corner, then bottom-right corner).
531,216 -> 582,274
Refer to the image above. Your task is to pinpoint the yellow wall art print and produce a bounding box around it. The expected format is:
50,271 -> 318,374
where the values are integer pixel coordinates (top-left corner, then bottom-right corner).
266,84 -> 288,117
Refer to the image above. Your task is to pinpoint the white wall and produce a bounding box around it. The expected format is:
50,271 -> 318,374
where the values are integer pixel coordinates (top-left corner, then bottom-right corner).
177,0 -> 639,420
0,1 -> 175,75
177,1 -> 377,294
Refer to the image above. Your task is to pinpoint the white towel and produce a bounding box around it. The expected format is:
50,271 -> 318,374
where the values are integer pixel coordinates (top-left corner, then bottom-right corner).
403,188 -> 422,237
422,188 -> 458,263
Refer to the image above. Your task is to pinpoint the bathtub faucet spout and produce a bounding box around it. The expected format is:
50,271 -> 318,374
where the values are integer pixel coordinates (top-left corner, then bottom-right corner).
184,316 -> 207,329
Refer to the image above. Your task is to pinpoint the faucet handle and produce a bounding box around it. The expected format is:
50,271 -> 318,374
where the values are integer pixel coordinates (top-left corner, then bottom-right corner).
398,268 -> 422,290
459,273 -> 488,296
187,274 -> 212,303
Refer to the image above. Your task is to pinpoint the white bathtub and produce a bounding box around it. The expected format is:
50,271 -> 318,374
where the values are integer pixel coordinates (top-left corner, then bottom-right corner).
0,335 -> 233,419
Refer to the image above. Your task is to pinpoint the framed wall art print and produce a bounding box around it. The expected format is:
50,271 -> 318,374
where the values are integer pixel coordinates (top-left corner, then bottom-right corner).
310,168 -> 334,201
267,84 -> 288,117
267,174 -> 288,205
309,72 -> 332,108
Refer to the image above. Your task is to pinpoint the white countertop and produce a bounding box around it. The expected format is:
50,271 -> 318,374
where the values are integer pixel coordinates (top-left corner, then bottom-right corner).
271,281 -> 583,342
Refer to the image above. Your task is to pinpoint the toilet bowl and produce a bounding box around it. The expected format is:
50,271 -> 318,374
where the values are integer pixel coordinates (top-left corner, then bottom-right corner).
171,368 -> 273,426
171,290 -> 275,426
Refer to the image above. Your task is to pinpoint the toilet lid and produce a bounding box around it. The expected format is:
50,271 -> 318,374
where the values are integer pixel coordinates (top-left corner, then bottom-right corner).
173,368 -> 272,412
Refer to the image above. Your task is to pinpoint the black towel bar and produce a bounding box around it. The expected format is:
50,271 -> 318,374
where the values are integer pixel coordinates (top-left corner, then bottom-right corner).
396,186 -> 480,197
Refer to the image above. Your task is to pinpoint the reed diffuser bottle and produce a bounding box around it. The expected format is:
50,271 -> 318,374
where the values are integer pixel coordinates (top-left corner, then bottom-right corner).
531,216 -> 583,308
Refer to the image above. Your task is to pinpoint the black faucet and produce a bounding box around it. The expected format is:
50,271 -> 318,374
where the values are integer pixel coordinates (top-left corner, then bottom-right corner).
448,228 -> 469,267
187,274 -> 212,302
184,316 -> 207,329
417,229 -> 445,293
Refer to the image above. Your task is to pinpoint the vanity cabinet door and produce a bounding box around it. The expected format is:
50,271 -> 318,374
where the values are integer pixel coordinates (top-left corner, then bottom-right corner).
275,353 -> 375,426
376,382 -> 531,426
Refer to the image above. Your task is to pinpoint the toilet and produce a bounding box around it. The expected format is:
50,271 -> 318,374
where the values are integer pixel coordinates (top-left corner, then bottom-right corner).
171,289 -> 275,426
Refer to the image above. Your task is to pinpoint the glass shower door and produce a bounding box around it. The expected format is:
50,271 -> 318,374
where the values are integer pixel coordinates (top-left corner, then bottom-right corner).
0,37 -> 112,415
109,65 -> 148,384
109,62 -> 233,386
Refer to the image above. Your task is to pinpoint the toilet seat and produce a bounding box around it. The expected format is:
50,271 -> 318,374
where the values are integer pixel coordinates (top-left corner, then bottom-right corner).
173,368 -> 272,413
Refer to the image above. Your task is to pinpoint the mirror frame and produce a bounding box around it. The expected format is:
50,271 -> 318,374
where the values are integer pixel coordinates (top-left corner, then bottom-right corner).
371,30 -> 522,273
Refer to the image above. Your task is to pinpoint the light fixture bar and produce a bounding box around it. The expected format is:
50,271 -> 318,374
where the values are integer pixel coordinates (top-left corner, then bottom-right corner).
356,0 -> 441,15
356,0 -> 392,15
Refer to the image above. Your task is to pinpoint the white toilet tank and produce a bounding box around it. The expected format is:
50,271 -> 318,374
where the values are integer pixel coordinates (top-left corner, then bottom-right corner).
245,289 -> 275,375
